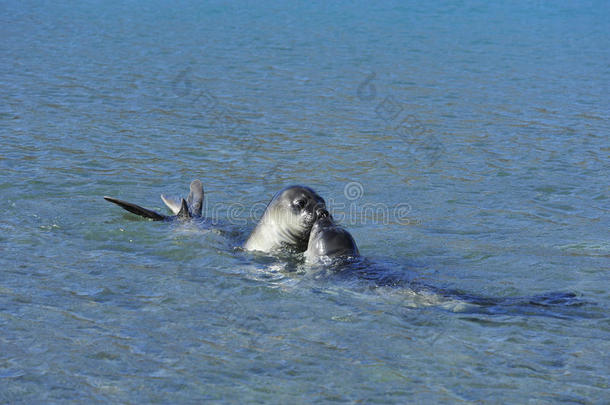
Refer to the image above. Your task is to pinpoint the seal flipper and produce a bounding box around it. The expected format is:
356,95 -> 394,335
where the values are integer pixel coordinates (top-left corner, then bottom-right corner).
160,194 -> 182,215
104,196 -> 168,221
177,198 -> 191,219
186,179 -> 204,217
161,180 -> 203,217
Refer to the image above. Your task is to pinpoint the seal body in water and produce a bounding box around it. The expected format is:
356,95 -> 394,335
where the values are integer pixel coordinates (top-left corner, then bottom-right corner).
104,179 -> 204,220
244,185 -> 326,253
305,209 -> 359,263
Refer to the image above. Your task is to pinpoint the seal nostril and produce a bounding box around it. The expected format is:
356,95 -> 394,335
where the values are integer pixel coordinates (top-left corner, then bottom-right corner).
317,208 -> 329,218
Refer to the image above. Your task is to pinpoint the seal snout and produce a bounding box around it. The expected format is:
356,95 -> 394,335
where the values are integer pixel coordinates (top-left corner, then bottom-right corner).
316,208 -> 329,218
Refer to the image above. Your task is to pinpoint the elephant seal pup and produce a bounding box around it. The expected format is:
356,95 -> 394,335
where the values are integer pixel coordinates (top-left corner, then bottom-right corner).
244,185 -> 326,253
305,208 -> 359,264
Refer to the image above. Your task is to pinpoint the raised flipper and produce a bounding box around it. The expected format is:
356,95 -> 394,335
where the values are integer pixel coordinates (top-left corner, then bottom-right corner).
177,198 -> 191,219
160,194 -> 182,215
161,179 -> 204,217
104,196 -> 168,221
186,179 -> 204,217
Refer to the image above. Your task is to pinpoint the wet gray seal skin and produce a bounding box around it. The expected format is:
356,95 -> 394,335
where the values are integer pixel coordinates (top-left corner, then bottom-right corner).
104,179 -> 204,221
305,208 -> 359,263
244,185 -> 326,253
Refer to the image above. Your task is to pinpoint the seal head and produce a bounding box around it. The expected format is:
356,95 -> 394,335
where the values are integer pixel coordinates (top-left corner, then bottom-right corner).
305,208 -> 359,263
244,185 -> 326,253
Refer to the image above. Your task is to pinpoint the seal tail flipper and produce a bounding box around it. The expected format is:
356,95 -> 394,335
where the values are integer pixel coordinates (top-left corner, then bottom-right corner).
161,180 -> 203,217
460,291 -> 584,308
160,194 -> 182,215
104,196 -> 168,221
177,198 -> 191,219
186,179 -> 204,217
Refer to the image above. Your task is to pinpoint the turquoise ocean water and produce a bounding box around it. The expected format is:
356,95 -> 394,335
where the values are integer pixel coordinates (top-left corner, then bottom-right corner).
1,1 -> 609,403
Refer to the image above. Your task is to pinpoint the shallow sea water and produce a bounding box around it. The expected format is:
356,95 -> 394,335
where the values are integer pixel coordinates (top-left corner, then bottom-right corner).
1,1 -> 609,403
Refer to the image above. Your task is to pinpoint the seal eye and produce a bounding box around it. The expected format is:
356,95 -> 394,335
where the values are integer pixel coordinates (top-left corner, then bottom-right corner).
294,199 -> 306,209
